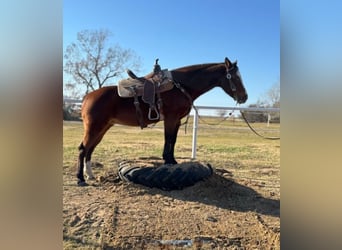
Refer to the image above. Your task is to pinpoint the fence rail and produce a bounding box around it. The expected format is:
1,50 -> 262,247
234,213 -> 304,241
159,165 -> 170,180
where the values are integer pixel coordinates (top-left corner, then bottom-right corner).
63,98 -> 82,104
194,105 -> 280,112
190,106 -> 280,159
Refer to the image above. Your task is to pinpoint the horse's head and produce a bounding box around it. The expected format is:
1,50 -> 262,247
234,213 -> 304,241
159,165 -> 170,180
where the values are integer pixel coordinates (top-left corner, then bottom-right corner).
219,57 -> 248,104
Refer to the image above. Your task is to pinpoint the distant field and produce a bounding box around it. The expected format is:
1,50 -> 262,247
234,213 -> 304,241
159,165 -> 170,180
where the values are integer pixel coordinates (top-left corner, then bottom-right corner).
63,118 -> 280,249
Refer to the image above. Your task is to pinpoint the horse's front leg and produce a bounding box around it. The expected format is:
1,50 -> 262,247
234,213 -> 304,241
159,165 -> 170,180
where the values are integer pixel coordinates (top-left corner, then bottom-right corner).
163,119 -> 181,164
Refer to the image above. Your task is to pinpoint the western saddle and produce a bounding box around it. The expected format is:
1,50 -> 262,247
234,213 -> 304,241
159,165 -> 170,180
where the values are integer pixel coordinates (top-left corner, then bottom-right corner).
118,59 -> 174,128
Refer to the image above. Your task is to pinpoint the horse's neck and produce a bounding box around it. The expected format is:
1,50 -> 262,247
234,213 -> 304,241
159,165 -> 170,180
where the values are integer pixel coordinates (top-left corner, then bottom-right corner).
173,64 -> 225,100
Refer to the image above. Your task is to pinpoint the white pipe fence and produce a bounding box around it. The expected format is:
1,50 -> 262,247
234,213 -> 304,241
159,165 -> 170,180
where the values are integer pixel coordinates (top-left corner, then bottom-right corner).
63,99 -> 279,159
63,98 -> 82,104
190,106 -> 280,159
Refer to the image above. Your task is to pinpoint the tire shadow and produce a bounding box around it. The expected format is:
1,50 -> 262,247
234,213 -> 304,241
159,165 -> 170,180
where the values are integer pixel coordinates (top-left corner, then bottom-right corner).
145,170 -> 279,218
110,160 -> 279,218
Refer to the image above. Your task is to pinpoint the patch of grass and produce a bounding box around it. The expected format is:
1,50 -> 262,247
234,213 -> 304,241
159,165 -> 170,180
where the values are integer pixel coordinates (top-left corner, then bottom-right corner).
63,119 -> 280,174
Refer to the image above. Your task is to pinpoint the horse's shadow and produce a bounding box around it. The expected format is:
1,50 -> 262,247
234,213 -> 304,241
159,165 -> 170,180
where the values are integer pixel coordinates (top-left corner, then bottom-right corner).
115,160 -> 280,218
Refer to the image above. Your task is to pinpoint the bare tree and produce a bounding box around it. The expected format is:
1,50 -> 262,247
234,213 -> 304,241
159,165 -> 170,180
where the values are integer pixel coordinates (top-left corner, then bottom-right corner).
64,82 -> 82,99
64,29 -> 141,95
261,81 -> 280,123
266,81 -> 280,108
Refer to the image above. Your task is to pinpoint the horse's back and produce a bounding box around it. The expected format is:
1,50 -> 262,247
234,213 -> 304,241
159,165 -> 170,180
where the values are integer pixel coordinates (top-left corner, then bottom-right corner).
81,86 -> 143,127
81,86 -> 118,121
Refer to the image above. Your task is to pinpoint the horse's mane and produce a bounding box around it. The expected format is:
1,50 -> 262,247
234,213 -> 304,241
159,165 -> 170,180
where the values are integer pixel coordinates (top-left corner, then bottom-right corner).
140,63 -> 222,80
172,63 -> 223,73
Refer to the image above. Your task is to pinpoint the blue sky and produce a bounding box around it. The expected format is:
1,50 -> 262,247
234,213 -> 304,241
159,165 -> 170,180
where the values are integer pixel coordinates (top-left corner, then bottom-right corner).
63,0 -> 279,107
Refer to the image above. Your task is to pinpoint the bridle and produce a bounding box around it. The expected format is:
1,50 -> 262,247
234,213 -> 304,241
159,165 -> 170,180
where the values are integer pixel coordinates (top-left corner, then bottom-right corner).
226,68 -> 237,92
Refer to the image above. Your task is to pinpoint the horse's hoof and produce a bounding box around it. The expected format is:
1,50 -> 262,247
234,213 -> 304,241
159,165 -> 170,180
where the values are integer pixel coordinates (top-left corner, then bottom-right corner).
77,181 -> 89,187
165,161 -> 177,165
164,158 -> 178,165
164,163 -> 175,166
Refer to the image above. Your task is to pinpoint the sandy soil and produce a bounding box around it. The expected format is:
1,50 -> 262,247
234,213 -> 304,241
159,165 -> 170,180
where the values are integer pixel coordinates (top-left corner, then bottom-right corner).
63,159 -> 280,249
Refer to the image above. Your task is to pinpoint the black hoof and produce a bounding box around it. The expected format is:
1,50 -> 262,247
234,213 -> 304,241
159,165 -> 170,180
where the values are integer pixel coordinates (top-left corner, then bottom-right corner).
164,160 -> 178,165
77,181 -> 89,187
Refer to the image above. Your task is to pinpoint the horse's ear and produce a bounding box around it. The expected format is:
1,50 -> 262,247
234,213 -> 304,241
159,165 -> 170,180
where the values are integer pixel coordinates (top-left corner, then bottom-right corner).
225,57 -> 232,68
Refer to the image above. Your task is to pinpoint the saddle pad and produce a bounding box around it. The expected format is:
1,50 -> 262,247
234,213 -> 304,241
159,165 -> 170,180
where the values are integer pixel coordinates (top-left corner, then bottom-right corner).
117,79 -> 143,97
118,78 -> 174,98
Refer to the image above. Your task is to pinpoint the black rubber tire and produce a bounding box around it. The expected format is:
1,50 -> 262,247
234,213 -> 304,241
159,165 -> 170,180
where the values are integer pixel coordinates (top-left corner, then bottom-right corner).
118,162 -> 213,190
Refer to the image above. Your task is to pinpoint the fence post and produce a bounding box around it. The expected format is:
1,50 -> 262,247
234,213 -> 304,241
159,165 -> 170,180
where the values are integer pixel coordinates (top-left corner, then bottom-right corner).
191,110 -> 199,159
267,113 -> 271,127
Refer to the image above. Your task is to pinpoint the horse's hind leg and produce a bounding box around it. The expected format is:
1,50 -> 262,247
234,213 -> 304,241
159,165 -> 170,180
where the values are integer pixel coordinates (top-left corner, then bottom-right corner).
84,145 -> 96,180
84,133 -> 106,180
77,123 -> 112,185
77,142 -> 87,186
77,137 -> 101,185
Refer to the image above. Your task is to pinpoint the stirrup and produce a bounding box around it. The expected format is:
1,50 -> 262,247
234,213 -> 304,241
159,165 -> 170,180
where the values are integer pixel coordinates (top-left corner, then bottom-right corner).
148,106 -> 160,120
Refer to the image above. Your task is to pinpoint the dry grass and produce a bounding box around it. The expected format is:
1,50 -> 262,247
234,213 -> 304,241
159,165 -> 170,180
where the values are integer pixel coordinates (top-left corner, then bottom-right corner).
63,118 -> 280,249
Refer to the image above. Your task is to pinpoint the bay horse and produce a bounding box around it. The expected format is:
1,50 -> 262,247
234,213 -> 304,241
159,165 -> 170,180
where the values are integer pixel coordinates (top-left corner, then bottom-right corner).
77,57 -> 248,186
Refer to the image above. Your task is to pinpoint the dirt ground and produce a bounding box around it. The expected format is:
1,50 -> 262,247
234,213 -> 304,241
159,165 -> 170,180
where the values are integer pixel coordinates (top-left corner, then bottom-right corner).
63,158 -> 280,249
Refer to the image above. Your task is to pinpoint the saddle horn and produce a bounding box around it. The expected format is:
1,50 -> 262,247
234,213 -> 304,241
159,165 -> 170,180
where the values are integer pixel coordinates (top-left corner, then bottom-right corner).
153,58 -> 161,73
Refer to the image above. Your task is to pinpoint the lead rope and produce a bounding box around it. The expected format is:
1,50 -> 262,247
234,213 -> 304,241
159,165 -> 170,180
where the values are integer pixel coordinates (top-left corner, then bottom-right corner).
174,81 -> 280,140
240,110 -> 280,140
174,82 -> 236,133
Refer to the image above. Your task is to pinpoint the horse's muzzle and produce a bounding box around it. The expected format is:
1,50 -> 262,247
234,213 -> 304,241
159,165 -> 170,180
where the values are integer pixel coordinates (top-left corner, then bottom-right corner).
237,94 -> 248,104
